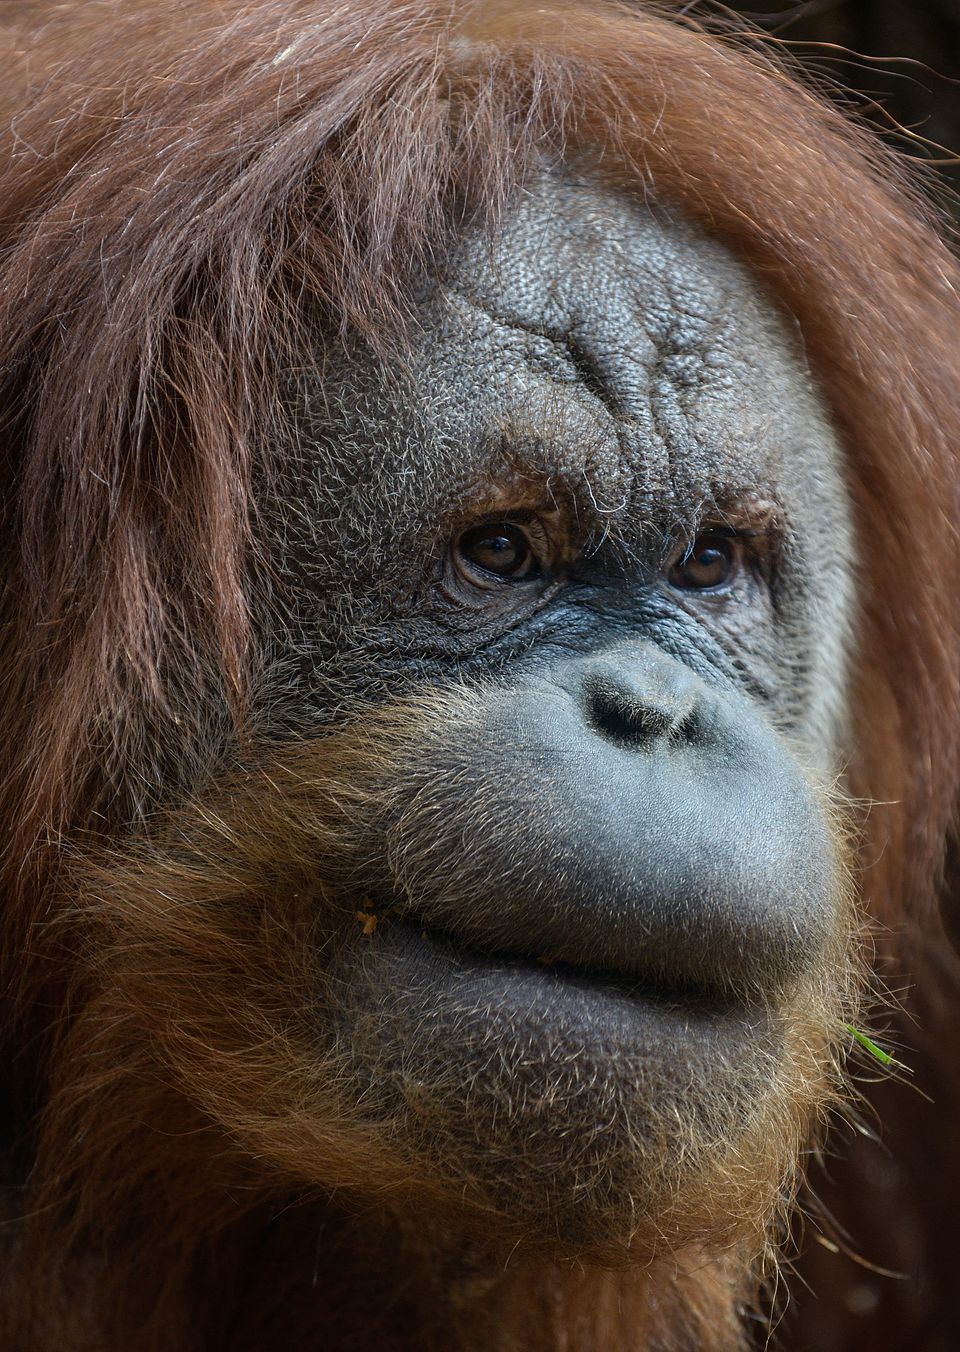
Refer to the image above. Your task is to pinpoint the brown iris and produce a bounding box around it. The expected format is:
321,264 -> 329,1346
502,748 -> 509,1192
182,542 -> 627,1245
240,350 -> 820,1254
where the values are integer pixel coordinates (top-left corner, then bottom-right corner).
668,532 -> 738,591
455,522 -> 539,582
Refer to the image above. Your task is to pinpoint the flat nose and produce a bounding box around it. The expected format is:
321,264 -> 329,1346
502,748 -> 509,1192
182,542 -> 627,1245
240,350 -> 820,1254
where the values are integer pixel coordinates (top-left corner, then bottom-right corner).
569,652 -> 703,750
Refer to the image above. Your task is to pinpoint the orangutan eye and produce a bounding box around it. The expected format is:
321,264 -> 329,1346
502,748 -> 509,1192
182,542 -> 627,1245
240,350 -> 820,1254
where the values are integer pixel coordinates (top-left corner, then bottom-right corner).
454,522 -> 542,584
667,532 -> 740,592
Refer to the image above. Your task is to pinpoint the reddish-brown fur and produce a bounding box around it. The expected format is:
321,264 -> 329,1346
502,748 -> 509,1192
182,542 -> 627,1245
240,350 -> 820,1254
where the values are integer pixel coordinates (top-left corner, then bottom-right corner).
0,2 -> 959,1348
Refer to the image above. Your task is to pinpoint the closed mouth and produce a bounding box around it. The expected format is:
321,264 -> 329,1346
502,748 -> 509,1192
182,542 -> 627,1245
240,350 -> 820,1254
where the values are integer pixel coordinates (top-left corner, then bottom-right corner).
402,917 -> 737,1011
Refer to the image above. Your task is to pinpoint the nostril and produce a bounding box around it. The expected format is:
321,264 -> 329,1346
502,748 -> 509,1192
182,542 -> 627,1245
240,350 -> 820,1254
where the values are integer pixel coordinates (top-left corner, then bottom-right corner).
584,676 -> 686,748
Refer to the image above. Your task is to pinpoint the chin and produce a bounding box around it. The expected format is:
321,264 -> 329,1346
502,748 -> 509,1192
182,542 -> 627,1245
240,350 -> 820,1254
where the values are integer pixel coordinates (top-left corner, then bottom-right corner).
327,912 -> 848,1260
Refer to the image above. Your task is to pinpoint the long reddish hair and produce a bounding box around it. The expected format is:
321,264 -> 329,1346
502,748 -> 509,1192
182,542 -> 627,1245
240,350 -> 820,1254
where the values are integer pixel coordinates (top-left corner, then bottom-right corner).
1,1 -> 958,1346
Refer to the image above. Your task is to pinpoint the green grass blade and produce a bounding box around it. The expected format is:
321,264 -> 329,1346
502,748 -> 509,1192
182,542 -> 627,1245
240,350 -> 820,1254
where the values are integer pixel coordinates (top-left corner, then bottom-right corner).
843,1023 -> 895,1067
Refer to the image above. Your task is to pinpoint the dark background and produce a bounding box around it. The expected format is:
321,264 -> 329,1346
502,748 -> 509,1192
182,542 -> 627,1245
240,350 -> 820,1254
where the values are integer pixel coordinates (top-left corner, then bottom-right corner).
727,1 -> 960,199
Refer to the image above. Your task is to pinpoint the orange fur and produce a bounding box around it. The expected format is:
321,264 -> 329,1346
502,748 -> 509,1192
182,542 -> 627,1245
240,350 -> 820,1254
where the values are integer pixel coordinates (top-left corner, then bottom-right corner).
0,2 -> 958,1348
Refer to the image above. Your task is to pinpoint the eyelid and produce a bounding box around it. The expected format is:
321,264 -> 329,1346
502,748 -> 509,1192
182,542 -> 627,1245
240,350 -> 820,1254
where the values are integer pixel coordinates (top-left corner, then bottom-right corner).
677,525 -> 754,562
448,512 -> 556,597
690,525 -> 760,542
663,513 -> 784,601
459,512 -> 552,562
671,526 -> 728,561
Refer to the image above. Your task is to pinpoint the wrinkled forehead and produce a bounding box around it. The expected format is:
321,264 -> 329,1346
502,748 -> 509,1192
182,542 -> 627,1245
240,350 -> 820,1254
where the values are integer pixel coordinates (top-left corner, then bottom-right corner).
298,174 -> 847,555
394,173 -> 837,518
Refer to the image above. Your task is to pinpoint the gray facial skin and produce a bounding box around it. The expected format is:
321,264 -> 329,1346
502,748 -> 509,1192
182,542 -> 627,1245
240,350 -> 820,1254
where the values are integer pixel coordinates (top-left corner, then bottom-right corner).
258,175 -> 856,1246
266,174 -> 853,757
